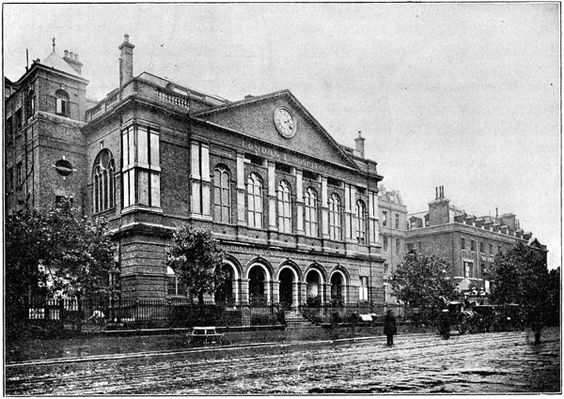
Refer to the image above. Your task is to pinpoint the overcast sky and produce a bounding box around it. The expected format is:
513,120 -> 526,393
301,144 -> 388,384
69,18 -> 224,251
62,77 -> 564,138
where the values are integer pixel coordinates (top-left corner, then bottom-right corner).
4,3 -> 560,268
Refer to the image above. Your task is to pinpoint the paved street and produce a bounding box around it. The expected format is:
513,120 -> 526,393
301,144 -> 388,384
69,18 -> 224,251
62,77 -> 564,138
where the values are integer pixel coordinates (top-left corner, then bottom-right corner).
5,327 -> 560,394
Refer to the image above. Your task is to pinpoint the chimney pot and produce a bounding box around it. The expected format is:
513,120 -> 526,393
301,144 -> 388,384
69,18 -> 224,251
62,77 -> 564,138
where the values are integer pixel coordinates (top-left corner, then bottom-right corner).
64,50 -> 69,57
74,53 -> 79,60
124,34 -> 130,43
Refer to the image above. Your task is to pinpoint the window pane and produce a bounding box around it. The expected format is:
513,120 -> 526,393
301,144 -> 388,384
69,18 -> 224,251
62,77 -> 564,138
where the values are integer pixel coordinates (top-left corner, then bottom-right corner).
150,132 -> 160,166
151,172 -> 160,207
123,170 -> 130,207
138,170 -> 149,205
122,132 -> 129,166
129,128 -> 136,164
138,127 -> 148,165
129,169 -> 135,205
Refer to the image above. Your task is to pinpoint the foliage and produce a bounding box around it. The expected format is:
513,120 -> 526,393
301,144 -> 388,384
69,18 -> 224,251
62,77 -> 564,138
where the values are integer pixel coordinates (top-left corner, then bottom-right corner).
490,243 -> 553,325
165,223 -> 226,304
6,200 -> 116,303
390,252 -> 455,308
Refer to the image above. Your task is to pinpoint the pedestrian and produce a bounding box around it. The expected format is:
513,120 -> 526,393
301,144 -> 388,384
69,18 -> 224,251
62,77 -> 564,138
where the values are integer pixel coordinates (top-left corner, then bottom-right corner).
438,309 -> 450,339
384,310 -> 397,346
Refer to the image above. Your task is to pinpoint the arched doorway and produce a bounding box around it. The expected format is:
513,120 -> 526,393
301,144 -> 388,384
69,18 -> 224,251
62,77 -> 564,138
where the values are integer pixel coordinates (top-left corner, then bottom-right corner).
248,265 -> 268,305
331,272 -> 345,306
215,263 -> 235,305
279,268 -> 295,309
306,270 -> 322,305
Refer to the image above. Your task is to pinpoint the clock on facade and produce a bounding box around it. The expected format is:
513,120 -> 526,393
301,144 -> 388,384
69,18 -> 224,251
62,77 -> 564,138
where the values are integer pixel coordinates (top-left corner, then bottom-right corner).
273,107 -> 297,138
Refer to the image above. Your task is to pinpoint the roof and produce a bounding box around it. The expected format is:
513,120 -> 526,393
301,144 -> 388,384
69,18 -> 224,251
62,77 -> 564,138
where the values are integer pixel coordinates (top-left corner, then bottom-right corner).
42,51 -> 79,76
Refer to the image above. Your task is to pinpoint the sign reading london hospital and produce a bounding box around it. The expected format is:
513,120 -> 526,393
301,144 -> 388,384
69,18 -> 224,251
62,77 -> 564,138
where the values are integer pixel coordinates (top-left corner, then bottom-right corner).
242,139 -> 330,173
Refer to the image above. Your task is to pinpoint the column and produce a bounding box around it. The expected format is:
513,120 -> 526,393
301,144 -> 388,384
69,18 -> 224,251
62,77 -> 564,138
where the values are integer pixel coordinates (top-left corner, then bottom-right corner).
323,283 -> 331,304
241,278 -> 249,304
295,169 -> 304,235
236,152 -> 246,225
201,143 -> 211,217
272,280 -> 280,304
267,161 -> 277,230
321,176 -> 329,239
190,141 -> 201,215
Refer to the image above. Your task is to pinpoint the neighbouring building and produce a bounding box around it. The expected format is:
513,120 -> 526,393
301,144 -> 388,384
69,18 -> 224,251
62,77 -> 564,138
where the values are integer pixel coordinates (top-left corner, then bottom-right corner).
5,35 -> 388,307
377,186 -> 407,304
406,186 -> 548,294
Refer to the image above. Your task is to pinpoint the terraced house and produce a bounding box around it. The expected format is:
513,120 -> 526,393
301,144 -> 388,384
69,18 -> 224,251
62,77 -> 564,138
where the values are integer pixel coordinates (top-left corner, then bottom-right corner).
5,35 -> 387,307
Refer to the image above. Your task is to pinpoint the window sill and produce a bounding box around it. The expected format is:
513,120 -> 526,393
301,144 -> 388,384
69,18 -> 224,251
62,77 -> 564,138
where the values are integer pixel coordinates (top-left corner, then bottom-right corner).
121,205 -> 163,215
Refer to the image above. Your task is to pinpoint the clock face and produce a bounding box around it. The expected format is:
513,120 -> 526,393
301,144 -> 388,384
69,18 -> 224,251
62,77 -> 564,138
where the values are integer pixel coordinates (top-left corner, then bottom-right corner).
273,107 -> 296,138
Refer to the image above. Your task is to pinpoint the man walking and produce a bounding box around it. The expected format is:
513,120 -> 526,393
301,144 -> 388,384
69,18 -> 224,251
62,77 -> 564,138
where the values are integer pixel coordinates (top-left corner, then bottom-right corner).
384,310 -> 397,346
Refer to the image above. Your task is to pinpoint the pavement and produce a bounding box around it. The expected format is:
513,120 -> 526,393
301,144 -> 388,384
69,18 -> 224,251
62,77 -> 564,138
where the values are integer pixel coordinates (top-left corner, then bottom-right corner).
5,327 -> 560,394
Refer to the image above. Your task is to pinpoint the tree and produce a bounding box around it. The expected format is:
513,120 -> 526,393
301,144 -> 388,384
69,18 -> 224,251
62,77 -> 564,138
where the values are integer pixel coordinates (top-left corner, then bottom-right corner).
490,243 -> 551,326
390,252 -> 455,308
164,223 -> 226,305
6,200 -> 116,302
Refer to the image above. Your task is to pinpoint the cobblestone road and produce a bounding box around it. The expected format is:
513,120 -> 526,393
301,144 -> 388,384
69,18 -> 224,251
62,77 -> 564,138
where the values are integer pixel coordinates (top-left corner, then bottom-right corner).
6,327 -> 560,394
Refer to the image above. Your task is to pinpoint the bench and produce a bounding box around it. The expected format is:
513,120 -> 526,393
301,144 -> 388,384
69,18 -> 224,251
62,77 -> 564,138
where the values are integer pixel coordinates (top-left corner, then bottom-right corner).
187,326 -> 224,345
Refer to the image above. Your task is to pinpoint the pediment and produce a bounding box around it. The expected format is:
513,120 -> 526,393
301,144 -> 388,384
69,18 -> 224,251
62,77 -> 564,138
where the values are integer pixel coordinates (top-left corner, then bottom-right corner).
193,90 -> 359,169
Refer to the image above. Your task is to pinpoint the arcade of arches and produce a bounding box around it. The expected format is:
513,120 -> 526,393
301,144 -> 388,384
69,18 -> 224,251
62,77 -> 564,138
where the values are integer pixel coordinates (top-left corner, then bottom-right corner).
208,257 -> 351,308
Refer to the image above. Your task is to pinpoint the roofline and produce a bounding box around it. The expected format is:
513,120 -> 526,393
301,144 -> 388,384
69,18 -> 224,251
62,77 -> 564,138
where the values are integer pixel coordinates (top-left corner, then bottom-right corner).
14,62 -> 89,85
194,89 -> 363,171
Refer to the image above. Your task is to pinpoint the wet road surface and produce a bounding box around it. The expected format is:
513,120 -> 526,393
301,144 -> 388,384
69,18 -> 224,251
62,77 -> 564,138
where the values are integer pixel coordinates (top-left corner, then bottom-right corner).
6,327 -> 560,394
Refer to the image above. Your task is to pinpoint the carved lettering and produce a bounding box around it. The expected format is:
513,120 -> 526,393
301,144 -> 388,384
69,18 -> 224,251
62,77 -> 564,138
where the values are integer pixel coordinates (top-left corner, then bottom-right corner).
241,140 -> 327,173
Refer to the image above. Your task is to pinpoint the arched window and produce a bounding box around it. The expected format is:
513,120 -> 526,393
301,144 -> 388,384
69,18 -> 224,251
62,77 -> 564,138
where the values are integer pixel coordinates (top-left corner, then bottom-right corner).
304,187 -> 318,237
55,89 -> 69,116
92,149 -> 115,213
247,173 -> 263,228
213,165 -> 231,223
328,193 -> 342,241
354,200 -> 366,244
277,180 -> 292,233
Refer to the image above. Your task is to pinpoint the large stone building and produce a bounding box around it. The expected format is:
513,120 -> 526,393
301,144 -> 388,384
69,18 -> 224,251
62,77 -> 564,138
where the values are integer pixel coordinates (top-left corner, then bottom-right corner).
377,186 -> 407,304
406,186 -> 547,293
5,36 -> 388,307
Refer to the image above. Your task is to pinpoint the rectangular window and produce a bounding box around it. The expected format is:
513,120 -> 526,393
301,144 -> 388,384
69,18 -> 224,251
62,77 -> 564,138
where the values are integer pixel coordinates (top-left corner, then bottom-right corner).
396,238 -> 401,254
395,213 -> 400,229
464,261 -> 473,278
461,237 -> 465,250
359,276 -> 369,302
480,242 -> 484,253
383,236 -> 388,252
498,245 -> 502,254
470,240 -> 475,251
122,124 -> 160,209
382,211 -> 388,227
489,243 -> 493,255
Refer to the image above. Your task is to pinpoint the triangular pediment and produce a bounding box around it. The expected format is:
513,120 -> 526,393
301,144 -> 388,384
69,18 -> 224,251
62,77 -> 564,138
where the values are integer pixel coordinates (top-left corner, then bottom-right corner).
193,90 -> 359,169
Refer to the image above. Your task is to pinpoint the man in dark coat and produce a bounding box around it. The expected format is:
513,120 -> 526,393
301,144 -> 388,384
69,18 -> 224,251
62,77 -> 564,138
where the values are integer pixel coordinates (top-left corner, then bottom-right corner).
438,309 -> 450,339
384,310 -> 397,346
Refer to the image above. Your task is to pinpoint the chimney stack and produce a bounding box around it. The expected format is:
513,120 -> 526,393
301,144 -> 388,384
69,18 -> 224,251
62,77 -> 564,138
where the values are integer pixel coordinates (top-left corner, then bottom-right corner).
63,49 -> 83,75
354,131 -> 365,158
119,34 -> 135,85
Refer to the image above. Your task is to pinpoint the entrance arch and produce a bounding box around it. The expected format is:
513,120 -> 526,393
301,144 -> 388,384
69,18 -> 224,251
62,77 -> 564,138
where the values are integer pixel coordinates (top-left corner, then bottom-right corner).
306,269 -> 323,303
215,261 -> 239,304
279,268 -> 296,309
247,264 -> 270,304
330,271 -> 347,305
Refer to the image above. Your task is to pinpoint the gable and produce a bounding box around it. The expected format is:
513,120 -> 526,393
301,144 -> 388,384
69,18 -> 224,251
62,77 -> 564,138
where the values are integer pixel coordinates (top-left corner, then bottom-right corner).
194,91 -> 358,169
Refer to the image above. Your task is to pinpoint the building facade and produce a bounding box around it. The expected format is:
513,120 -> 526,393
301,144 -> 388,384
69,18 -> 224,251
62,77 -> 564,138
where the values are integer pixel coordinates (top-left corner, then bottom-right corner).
406,186 -> 548,293
377,186 -> 407,304
5,36 -> 388,307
